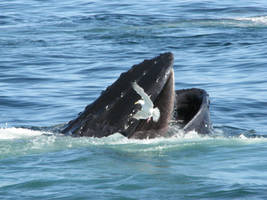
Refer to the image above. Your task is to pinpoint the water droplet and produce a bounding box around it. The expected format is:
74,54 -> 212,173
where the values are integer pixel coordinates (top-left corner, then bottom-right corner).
164,74 -> 168,79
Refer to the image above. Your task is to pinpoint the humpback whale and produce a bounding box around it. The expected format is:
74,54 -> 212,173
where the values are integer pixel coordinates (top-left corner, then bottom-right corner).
62,53 -> 211,139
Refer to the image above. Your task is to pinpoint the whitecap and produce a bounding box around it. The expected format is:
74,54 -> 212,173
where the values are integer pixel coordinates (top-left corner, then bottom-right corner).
235,16 -> 267,26
0,127 -> 44,140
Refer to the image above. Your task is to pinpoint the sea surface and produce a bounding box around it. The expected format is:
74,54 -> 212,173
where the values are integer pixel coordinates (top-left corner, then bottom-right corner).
1,0 -> 267,199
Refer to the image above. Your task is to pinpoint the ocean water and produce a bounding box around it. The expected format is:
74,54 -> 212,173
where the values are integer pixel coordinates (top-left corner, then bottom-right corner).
1,0 -> 267,199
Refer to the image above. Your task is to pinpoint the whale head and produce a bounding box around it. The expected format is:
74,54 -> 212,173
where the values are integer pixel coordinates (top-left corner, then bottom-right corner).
62,53 -> 175,139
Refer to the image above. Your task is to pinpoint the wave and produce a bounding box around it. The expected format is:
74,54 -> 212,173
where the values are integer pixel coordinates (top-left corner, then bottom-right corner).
0,126 -> 266,142
0,125 -> 261,140
0,127 -> 266,159
180,16 -> 267,28
235,16 -> 267,25
0,127 -> 44,140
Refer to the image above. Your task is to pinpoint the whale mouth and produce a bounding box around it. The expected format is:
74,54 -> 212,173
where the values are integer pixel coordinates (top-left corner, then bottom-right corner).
62,53 -> 175,138
174,88 -> 211,134
174,89 -> 206,127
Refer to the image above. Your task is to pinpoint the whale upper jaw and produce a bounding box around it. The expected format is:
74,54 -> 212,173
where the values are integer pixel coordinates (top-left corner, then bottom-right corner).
62,53 -> 175,138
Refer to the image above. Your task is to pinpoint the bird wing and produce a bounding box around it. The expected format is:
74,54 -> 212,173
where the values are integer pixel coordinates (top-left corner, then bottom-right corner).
132,109 -> 150,120
132,82 -> 154,108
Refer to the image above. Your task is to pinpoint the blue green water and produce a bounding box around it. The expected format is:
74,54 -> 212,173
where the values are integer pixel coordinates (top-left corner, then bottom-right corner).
1,0 -> 267,199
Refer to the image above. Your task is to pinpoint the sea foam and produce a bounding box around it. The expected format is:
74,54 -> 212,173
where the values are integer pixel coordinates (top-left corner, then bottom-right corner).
0,127 -> 44,140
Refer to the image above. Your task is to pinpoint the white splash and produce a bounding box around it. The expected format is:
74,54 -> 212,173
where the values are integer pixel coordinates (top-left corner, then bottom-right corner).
0,127 -> 44,140
1,126 -> 267,159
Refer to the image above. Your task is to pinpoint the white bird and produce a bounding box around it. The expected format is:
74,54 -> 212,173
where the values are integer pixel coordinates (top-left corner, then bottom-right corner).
131,82 -> 160,122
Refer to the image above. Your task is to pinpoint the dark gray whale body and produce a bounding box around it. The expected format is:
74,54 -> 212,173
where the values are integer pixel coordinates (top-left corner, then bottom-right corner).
62,53 -> 212,139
